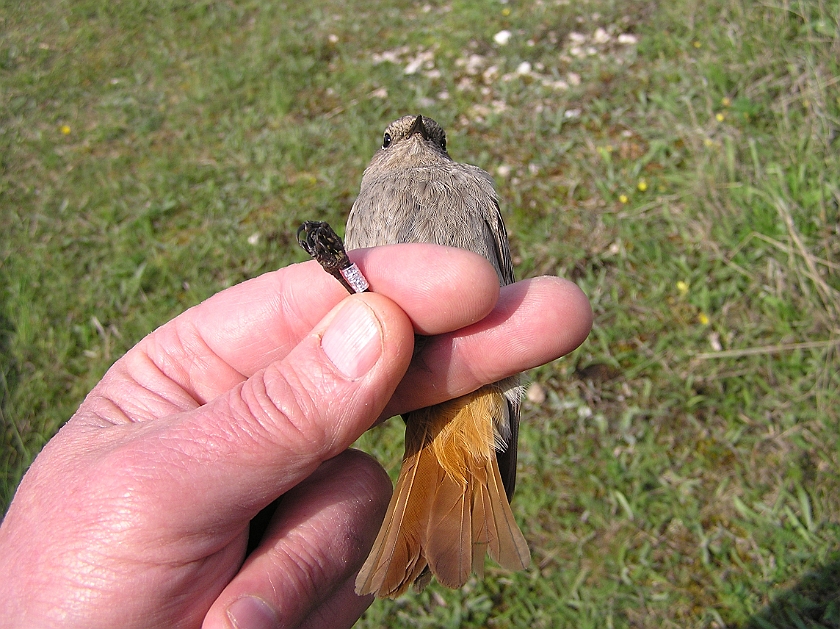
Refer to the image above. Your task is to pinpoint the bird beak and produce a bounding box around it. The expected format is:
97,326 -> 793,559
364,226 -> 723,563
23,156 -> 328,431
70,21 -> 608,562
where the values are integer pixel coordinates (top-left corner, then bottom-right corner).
407,115 -> 429,140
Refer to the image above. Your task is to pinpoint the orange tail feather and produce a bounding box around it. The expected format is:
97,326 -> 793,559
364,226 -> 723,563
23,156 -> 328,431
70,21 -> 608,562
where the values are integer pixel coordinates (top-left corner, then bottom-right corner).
355,385 -> 530,598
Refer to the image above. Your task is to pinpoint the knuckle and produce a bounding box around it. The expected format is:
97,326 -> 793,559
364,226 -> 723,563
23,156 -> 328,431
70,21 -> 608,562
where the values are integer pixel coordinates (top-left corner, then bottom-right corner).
230,361 -> 338,458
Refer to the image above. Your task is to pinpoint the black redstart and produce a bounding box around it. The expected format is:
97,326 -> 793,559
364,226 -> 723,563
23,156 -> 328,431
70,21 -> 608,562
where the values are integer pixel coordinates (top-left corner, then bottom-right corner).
346,115 -> 529,598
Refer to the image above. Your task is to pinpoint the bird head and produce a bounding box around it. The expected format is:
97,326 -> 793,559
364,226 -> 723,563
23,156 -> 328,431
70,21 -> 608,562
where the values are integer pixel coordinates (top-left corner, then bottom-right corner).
380,115 -> 448,155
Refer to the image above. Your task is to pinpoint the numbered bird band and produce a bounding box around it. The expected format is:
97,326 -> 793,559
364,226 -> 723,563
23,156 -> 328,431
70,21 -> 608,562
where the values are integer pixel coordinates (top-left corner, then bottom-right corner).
340,263 -> 369,293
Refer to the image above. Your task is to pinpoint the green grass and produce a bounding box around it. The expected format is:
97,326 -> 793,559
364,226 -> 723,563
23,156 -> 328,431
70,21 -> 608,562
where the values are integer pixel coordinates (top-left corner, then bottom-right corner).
2,0 -> 839,626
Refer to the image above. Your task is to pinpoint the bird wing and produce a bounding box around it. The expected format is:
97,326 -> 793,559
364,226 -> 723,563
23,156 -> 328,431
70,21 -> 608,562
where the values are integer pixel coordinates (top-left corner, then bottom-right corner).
484,197 -> 515,286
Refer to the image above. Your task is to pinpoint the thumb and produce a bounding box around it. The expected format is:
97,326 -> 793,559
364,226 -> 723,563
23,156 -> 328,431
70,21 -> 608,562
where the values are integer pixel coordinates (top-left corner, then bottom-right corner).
142,292 -> 413,530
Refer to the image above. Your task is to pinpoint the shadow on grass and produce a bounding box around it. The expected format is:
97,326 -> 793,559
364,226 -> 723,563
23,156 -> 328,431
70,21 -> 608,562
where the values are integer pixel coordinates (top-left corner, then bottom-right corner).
742,554 -> 840,629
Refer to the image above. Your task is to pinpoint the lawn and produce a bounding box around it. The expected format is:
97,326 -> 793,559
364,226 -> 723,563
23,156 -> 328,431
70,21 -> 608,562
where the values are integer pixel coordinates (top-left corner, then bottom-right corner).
2,0 -> 839,626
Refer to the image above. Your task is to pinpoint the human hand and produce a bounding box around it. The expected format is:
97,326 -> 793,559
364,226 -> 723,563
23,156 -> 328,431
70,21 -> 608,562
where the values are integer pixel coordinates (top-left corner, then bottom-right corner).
0,244 -> 592,629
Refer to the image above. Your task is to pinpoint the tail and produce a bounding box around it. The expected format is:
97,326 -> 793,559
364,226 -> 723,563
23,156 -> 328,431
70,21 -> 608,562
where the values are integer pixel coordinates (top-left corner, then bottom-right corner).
354,386 -> 530,598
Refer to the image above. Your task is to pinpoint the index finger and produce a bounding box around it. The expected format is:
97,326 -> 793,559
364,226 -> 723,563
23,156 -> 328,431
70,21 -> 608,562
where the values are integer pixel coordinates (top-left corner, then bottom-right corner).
115,244 -> 501,409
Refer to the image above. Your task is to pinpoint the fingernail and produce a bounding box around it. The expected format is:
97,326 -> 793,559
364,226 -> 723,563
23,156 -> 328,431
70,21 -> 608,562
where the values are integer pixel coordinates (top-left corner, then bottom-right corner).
321,299 -> 382,379
227,596 -> 277,629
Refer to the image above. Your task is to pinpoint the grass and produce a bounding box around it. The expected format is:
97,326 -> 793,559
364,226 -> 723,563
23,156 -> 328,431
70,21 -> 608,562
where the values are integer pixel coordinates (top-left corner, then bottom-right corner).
2,0 -> 839,626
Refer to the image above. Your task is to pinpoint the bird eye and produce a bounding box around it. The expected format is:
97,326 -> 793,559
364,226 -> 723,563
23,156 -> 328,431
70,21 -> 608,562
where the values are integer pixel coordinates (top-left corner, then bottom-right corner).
440,138 -> 446,151
382,132 -> 392,148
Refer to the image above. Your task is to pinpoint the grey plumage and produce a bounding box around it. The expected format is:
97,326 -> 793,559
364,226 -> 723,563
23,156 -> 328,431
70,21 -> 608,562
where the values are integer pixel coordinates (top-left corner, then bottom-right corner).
346,115 -> 515,287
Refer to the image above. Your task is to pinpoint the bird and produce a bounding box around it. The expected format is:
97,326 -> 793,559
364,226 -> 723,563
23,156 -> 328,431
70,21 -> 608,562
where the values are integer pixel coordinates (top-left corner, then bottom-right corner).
345,114 -> 530,598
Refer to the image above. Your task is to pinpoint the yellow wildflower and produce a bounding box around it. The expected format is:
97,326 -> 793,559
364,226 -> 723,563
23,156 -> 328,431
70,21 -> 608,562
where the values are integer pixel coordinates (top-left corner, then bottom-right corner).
721,97 -> 731,107
715,112 -> 725,122
60,125 -> 71,135
698,312 -> 710,325
637,180 -> 648,192
676,281 -> 689,296
502,7 -> 511,15
619,194 -> 629,204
